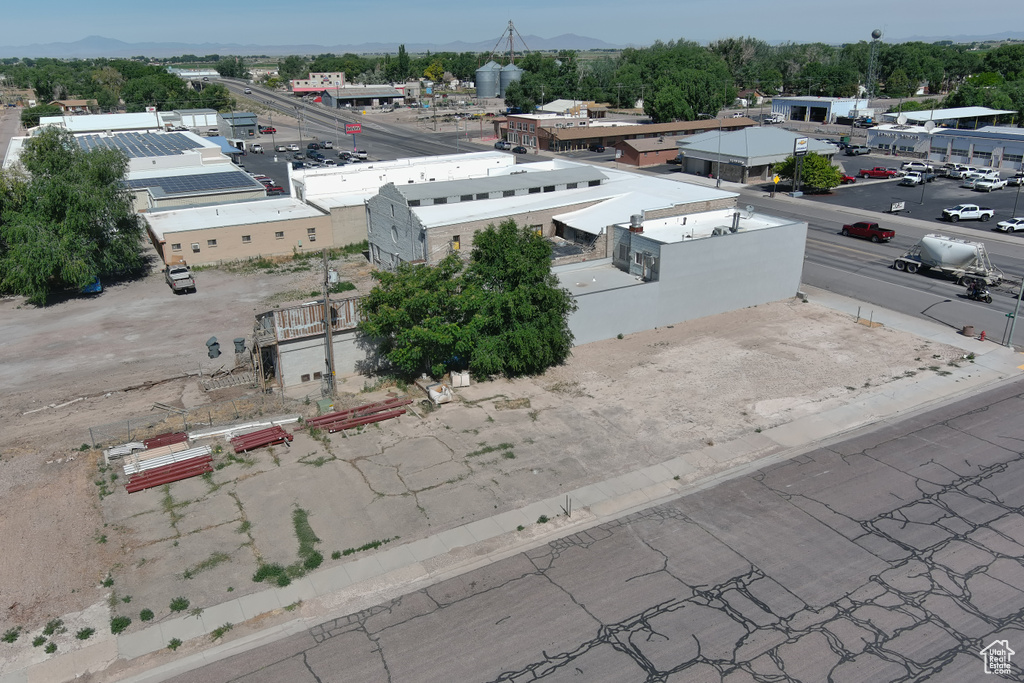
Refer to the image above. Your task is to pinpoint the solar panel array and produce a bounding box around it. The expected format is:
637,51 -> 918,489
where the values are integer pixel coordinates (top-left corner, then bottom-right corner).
78,132 -> 204,158
127,171 -> 262,196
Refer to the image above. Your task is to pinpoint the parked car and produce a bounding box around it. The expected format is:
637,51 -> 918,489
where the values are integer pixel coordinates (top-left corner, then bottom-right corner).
494,140 -> 512,150
1007,174 -> 1024,186
947,164 -> 979,179
852,118 -> 875,128
899,171 -> 935,186
942,204 -> 994,222
995,217 -> 1024,232
249,143 -> 263,154
321,140 -> 333,149
588,143 -> 606,152
275,144 -> 287,152
858,167 -> 898,179
307,142 -> 320,150
353,149 -> 368,159
845,145 -> 870,156
323,159 -> 336,166
244,88 -> 252,94
205,128 -> 220,136
511,145 -> 528,154
265,185 -> 285,194
292,152 -> 305,160
258,125 -> 276,134
164,264 -> 196,294
840,175 -> 856,185
287,143 -> 300,151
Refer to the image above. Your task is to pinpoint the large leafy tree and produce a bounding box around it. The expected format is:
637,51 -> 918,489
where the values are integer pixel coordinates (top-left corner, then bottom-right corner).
0,128 -> 145,305
773,153 -> 842,193
462,220 -> 576,377
358,220 -> 576,379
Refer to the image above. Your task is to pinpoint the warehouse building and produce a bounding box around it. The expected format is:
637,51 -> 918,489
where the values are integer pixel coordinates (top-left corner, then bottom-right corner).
365,160 -> 738,269
145,197 -> 331,266
770,96 -> 870,123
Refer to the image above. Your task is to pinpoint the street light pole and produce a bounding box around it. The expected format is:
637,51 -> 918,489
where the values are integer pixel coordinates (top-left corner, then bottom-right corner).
716,118 -> 722,188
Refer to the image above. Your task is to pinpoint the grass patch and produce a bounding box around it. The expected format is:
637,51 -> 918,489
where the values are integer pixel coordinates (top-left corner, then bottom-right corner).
236,520 -> 251,534
298,452 -> 338,467
76,628 -> 95,640
182,552 -> 231,580
338,536 -> 399,557
284,601 -> 302,612
110,617 -> 131,635
210,623 -> 233,640
329,281 -> 356,294
169,597 -> 190,612
466,442 -> 515,458
493,398 -> 531,410
42,619 -> 65,636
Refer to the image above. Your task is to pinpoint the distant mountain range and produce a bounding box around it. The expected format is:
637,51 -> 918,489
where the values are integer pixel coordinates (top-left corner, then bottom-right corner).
1,31 -> 1021,60
0,34 -> 621,59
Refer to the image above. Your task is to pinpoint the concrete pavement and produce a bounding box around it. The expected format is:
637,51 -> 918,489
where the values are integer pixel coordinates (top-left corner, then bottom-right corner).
3,285 -> 1014,683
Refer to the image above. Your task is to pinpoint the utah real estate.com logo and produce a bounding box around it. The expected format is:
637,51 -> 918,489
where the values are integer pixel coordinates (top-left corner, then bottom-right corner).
981,640 -> 1015,676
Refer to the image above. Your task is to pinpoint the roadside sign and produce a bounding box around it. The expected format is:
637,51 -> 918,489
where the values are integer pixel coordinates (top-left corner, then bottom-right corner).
773,175 -> 780,184
890,201 -> 906,213
345,123 -> 362,134
794,137 -> 809,157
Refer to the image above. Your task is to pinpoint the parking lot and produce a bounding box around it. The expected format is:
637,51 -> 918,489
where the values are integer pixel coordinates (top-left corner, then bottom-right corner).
803,154 -> 1024,234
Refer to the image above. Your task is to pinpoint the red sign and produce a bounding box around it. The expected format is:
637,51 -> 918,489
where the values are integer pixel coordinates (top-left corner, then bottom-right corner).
345,123 -> 362,134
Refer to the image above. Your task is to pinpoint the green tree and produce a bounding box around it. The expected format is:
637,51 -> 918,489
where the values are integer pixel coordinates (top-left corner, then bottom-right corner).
358,253 -> 471,377
215,56 -> 249,79
20,104 -> 62,128
462,220 -> 576,378
278,56 -> 308,82
424,59 -> 445,83
885,68 -> 913,97
358,220 -> 576,379
0,128 -> 145,305
773,153 -> 842,193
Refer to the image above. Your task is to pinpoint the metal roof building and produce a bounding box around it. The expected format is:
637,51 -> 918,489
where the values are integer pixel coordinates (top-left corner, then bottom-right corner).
366,159 -> 739,269
675,127 -> 838,183
879,106 -> 1016,128
770,96 -> 870,123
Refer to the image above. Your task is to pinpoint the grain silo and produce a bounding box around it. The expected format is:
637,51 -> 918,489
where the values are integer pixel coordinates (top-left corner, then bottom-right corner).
475,61 -> 502,98
499,63 -> 523,97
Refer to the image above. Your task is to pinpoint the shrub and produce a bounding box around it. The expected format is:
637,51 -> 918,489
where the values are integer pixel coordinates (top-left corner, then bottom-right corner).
169,597 -> 190,612
110,616 -> 131,634
302,551 -> 323,571
33,635 -> 46,647
139,609 -> 154,622
42,619 -> 64,636
45,642 -> 57,654
76,628 -> 95,640
2,627 -> 21,643
168,638 -> 182,651
252,563 -> 286,583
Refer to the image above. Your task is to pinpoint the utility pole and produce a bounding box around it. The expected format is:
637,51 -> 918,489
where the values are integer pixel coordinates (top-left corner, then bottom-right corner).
321,249 -> 336,398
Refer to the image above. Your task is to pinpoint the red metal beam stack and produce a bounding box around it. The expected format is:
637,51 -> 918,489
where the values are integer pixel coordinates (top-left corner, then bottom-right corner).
144,432 -> 189,449
230,425 -> 293,453
303,398 -> 412,434
125,455 -> 213,493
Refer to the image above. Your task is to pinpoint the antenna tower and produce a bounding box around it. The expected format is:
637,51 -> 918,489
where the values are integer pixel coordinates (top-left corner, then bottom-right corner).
866,29 -> 882,100
489,20 -> 531,64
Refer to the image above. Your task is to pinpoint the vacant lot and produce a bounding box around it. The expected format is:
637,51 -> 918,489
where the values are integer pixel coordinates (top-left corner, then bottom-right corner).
0,259 -> 966,674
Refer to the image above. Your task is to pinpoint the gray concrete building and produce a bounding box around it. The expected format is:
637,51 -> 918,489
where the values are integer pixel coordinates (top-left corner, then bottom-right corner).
771,96 -> 870,123
556,207 -> 807,345
676,128 -> 839,183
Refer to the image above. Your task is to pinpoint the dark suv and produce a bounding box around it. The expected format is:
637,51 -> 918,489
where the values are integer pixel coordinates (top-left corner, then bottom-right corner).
588,143 -> 606,153
307,142 -> 321,150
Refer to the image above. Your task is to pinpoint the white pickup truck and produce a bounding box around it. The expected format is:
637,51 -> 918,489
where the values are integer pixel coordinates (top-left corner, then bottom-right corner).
165,264 -> 196,294
942,204 -> 995,222
974,178 -> 1007,192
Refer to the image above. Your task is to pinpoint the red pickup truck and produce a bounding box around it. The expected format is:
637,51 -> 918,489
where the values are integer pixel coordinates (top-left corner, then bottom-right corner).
841,221 -> 895,243
859,167 -> 898,179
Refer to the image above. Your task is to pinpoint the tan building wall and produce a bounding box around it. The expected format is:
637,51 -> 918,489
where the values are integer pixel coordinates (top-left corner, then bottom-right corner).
329,205 -> 369,247
644,197 -> 735,220
152,213 -> 333,266
422,199 -> 605,265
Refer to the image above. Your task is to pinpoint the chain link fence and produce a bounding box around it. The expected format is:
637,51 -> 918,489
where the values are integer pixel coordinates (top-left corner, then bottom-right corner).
88,392 -> 302,448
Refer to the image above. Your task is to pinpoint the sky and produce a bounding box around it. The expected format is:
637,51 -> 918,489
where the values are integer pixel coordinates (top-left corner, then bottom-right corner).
3,0 -> 1023,49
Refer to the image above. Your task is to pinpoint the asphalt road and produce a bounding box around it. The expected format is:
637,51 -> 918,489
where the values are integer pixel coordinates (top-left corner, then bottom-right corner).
168,377 -> 1024,683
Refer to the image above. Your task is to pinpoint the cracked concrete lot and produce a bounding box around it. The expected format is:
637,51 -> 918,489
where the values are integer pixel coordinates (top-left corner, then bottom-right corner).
84,298 -> 971,644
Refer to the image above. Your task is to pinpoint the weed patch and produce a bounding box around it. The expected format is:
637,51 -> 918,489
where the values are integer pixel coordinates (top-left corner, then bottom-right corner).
139,609 -> 154,622
168,638 -> 182,651
210,623 -> 233,640
337,536 -> 399,557
42,619 -> 65,636
466,443 -> 515,458
182,552 -> 230,579
44,642 -> 57,654
33,635 -> 46,647
2,627 -> 22,643
110,617 -> 131,635
76,628 -> 95,640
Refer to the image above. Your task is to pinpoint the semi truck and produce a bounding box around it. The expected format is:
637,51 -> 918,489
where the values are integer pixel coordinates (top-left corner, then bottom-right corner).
893,234 -> 1003,285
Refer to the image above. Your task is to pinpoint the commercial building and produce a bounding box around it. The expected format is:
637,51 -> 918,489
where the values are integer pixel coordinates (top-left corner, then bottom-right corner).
219,112 -> 258,138
502,117 -> 756,153
865,123 -> 1024,170
292,151 -> 516,248
770,97 -> 870,123
556,207 -> 807,345
614,136 -> 686,167
145,197 -> 331,266
290,72 -> 347,93
321,85 -> 404,109
878,106 -> 1015,129
675,127 -> 838,183
365,160 -> 738,269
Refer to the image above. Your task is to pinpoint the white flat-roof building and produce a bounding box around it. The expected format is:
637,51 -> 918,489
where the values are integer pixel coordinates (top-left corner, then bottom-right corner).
292,151 -> 517,247
771,97 -> 870,123
866,124 -> 1024,170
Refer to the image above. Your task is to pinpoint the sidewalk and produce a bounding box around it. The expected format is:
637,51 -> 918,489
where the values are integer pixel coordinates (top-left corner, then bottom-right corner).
10,287 -> 1008,683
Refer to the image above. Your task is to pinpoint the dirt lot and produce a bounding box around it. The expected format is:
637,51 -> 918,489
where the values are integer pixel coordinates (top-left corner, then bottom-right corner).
0,248 -> 968,673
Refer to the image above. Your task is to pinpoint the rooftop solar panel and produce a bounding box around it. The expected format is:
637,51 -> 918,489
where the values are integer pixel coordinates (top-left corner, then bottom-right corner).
77,132 -> 205,159
126,171 -> 262,196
